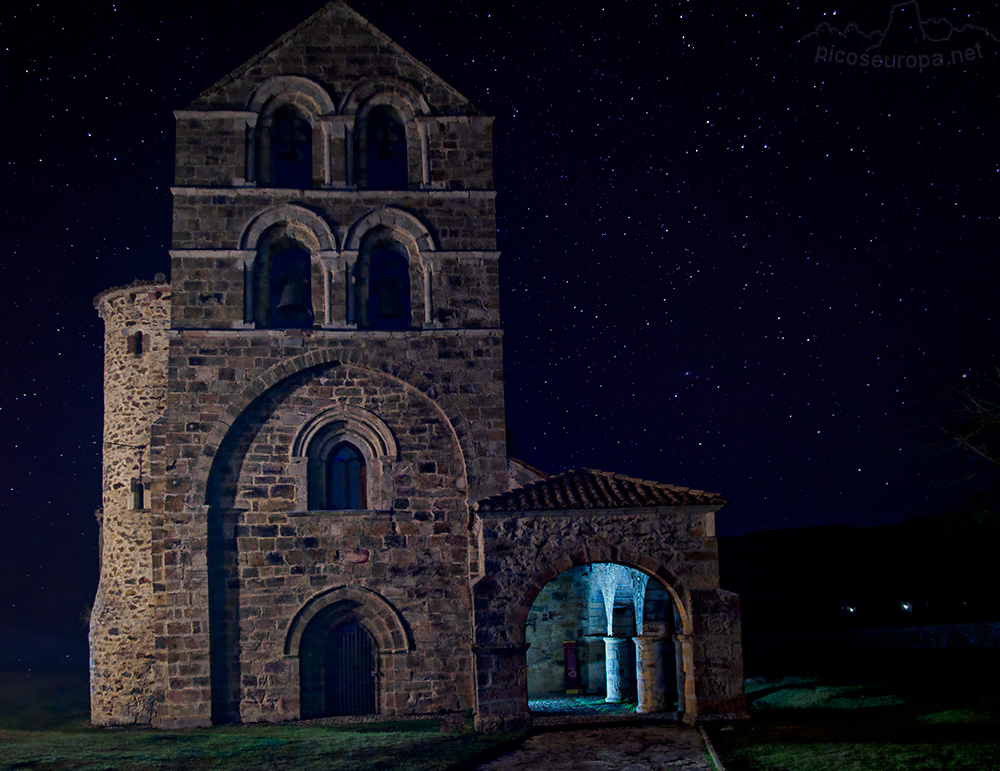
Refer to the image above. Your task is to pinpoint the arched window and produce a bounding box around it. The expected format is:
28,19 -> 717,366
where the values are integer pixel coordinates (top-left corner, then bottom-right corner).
367,248 -> 411,330
364,106 -> 407,190
305,434 -> 370,511
326,442 -> 366,510
294,406 -> 397,513
267,105 -> 312,188
253,228 -> 315,329
267,246 -> 314,329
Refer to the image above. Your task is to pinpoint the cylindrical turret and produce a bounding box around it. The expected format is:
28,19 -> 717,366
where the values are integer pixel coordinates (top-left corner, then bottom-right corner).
90,279 -> 170,724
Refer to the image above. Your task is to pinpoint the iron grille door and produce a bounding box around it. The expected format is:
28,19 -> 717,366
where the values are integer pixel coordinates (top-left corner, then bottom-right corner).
326,620 -> 377,715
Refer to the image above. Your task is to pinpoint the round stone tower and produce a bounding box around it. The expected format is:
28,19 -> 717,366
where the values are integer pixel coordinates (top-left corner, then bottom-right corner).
90,279 -> 170,724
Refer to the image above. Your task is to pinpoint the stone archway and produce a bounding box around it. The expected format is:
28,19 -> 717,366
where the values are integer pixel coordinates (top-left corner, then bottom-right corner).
286,585 -> 412,719
299,613 -> 378,718
471,496 -> 745,731
522,562 -> 683,718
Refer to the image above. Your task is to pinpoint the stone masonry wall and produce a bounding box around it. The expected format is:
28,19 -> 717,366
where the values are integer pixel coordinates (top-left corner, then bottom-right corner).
173,115 -> 493,191
174,116 -> 247,188
146,330 -> 506,726
169,192 -> 496,251
525,565 -> 589,696
90,282 -> 170,725
218,364 -> 474,720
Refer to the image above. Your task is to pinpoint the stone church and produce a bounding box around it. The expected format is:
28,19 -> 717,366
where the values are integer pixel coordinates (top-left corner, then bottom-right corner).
90,1 -> 745,731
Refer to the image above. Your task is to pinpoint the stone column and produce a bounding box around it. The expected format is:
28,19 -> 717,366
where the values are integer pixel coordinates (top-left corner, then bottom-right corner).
603,636 -> 629,703
582,634 -> 605,695
675,632 -> 696,723
633,634 -> 671,713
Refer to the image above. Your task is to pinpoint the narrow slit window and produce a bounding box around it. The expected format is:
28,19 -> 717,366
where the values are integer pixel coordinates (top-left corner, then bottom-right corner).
127,331 -> 144,356
131,479 -> 145,510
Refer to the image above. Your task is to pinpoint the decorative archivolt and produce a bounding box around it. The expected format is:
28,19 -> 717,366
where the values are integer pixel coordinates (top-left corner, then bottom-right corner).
247,76 -> 336,116
240,204 -> 338,253
340,78 -> 431,117
290,403 -> 399,461
284,585 -> 412,656
240,204 -> 436,257
344,207 -> 436,253
246,75 -> 430,119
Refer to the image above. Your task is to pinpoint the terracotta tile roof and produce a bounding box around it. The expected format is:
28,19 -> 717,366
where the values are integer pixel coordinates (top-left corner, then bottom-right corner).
477,468 -> 725,513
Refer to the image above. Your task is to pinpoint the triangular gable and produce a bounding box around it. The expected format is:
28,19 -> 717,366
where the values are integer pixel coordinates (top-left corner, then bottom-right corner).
187,1 -> 481,115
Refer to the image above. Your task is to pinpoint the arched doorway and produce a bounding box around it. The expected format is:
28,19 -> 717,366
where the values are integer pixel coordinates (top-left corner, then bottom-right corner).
524,562 -> 681,718
300,612 -> 378,718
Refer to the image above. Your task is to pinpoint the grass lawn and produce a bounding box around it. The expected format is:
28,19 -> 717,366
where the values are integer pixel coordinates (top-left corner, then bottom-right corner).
0,671 -> 520,771
7,655 -> 1000,771
707,668 -> 1000,771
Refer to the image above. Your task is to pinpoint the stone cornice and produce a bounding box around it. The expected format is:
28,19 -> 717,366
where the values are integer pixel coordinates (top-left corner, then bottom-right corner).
165,327 -> 503,339
170,186 -> 496,200
173,110 -> 257,120
167,248 -> 500,260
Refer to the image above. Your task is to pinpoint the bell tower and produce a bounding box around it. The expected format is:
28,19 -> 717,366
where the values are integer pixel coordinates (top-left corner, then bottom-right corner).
94,1 -> 507,728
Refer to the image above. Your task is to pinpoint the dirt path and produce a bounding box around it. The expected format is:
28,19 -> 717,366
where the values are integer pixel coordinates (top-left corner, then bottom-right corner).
478,724 -> 717,770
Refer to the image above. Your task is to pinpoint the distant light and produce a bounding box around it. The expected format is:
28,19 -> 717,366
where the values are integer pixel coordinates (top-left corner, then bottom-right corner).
900,602 -> 913,612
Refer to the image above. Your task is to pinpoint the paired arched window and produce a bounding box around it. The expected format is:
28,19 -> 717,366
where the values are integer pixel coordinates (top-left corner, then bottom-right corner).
248,78 -> 427,191
255,100 -> 410,191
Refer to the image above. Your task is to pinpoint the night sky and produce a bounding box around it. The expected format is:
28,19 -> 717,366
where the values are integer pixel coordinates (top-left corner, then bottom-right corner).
2,1 -> 998,639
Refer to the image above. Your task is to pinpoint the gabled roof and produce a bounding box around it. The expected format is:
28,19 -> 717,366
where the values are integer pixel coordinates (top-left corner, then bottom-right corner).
477,469 -> 726,513
188,1 -> 481,115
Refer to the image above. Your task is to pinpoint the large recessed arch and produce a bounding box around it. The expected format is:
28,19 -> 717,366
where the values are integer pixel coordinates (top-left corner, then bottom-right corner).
186,353 -> 473,514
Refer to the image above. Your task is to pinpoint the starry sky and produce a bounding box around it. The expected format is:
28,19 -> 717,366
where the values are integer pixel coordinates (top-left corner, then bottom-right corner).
2,1 -> 998,637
